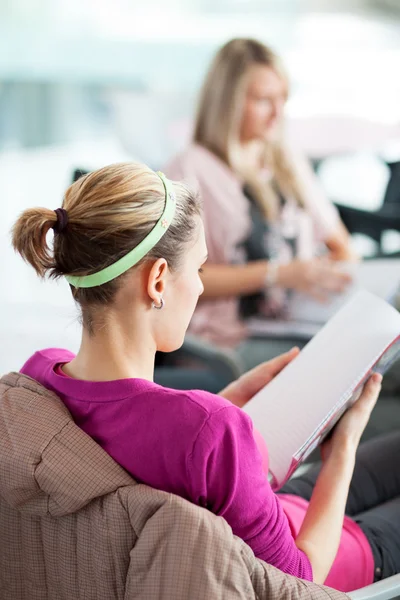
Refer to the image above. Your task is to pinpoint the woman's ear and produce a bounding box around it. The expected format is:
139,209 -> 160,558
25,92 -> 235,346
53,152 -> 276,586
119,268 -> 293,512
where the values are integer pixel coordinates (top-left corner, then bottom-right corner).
147,258 -> 169,305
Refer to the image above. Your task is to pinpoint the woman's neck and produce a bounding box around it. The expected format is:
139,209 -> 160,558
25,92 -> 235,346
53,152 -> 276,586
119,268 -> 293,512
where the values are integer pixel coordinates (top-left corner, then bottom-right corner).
236,139 -> 267,172
63,312 -> 156,382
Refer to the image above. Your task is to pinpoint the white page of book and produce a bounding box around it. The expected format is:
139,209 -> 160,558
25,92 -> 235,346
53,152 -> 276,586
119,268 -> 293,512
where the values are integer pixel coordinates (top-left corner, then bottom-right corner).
288,258 -> 400,325
243,291 -> 400,488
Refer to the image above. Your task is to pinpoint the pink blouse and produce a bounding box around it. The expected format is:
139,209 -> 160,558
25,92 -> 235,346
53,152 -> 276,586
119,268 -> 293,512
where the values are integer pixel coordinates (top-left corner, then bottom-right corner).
165,144 -> 340,347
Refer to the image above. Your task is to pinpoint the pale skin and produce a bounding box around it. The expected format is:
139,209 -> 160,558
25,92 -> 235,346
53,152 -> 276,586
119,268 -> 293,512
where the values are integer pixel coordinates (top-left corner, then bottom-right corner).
201,63 -> 358,302
64,218 -> 381,584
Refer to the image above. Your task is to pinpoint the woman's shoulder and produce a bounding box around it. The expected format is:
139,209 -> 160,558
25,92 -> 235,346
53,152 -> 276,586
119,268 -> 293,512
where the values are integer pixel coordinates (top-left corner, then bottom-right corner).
157,384 -> 241,419
167,388 -> 255,456
166,143 -> 219,169
140,384 -> 252,450
20,347 -> 75,374
165,144 -> 240,188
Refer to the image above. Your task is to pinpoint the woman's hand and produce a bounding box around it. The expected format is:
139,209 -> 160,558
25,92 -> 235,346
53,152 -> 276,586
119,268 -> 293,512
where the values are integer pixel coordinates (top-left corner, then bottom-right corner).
219,347 -> 299,409
296,373 -> 382,583
278,258 -> 352,302
321,373 -> 382,462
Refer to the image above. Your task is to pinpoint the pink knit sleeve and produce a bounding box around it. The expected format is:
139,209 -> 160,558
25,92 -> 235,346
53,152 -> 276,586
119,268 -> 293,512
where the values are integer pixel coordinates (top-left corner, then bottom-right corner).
186,402 -> 313,580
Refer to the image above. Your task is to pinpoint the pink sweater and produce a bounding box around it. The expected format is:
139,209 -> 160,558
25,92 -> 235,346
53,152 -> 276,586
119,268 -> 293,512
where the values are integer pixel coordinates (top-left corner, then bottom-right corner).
165,144 -> 342,347
21,348 -> 374,592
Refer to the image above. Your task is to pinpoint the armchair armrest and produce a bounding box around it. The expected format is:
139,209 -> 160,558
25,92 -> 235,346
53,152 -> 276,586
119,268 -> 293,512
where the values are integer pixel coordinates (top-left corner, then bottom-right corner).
335,203 -> 400,246
348,574 -> 400,600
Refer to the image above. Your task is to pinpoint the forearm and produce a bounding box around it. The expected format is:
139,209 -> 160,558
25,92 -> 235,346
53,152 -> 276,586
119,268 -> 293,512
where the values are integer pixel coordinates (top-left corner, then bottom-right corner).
200,262 -> 269,298
326,224 -> 358,262
327,245 -> 358,262
296,445 -> 356,583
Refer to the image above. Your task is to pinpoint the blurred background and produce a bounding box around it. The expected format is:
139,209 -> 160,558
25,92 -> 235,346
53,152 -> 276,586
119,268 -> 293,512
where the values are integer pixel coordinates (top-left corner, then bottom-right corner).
0,0 -> 400,374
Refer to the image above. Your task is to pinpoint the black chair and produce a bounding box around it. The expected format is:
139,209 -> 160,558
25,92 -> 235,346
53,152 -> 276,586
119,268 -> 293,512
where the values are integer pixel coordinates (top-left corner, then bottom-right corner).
331,160 -> 400,256
72,168 -> 90,183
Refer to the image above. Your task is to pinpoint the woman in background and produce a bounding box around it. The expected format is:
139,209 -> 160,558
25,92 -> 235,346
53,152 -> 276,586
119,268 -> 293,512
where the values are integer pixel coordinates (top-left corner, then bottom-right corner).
165,38 -> 356,370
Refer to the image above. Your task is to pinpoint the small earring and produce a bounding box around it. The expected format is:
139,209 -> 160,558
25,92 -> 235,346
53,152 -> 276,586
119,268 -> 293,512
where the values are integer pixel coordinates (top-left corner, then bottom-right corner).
152,297 -> 164,310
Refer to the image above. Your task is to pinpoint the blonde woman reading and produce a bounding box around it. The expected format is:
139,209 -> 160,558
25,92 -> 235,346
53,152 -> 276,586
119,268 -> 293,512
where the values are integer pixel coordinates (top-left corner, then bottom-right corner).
165,38 -> 355,369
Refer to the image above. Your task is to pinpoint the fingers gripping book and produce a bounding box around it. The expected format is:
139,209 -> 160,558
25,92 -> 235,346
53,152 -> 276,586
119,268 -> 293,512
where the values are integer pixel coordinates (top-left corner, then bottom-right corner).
243,291 -> 400,490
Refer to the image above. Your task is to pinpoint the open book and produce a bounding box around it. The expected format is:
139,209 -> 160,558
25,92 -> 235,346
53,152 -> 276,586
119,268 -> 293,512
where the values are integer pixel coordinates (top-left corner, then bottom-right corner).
243,291 -> 400,491
247,258 -> 400,341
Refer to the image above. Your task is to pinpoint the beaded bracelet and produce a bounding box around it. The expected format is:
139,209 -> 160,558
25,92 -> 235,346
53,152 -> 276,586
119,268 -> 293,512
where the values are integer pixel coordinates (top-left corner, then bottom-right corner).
265,261 -> 280,287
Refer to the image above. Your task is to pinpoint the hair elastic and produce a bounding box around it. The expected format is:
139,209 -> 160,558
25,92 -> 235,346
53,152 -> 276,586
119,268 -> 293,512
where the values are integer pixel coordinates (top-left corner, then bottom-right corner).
53,208 -> 69,234
65,171 -> 176,289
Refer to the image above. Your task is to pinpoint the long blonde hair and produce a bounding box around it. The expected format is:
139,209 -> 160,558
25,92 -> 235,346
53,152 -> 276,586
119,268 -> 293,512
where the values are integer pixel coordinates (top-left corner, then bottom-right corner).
194,38 -> 306,220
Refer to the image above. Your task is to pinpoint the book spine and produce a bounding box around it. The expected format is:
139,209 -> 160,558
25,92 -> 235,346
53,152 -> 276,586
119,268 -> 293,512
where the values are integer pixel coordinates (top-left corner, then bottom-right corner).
271,457 -> 301,492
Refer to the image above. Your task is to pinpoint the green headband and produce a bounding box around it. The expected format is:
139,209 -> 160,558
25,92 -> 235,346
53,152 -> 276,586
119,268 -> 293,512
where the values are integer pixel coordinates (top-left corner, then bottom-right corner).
65,171 -> 177,289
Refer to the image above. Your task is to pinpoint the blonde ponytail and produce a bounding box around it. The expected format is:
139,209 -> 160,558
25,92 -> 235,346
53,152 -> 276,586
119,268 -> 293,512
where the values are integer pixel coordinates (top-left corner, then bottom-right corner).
12,208 -> 58,277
